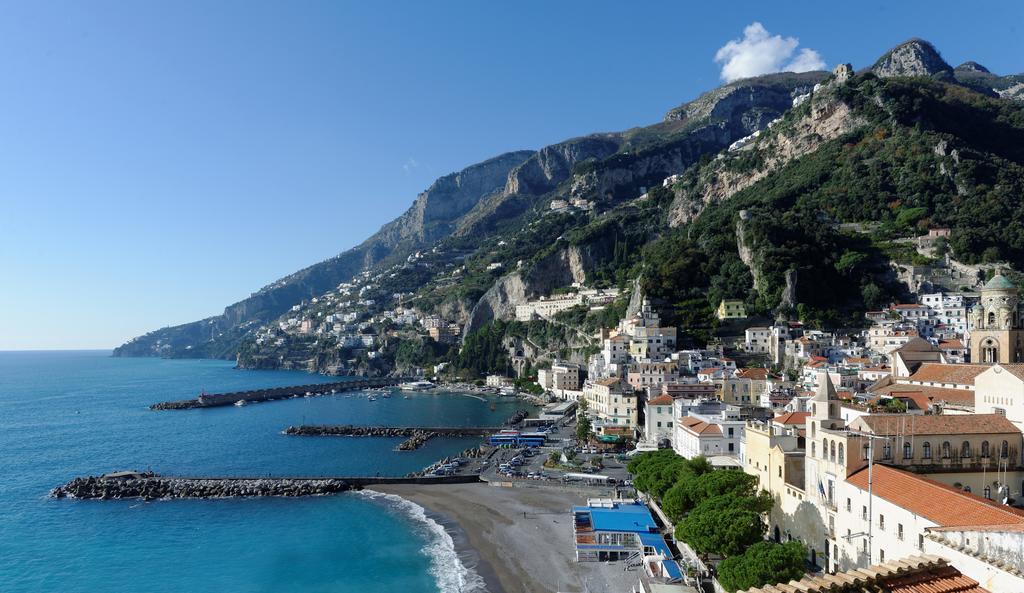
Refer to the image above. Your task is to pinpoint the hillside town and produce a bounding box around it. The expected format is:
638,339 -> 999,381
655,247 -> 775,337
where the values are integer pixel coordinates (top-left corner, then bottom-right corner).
490,271 -> 1023,592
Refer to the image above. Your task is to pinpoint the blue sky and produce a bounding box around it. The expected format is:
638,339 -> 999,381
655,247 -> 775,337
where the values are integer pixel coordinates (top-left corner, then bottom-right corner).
2,1 -> 1022,349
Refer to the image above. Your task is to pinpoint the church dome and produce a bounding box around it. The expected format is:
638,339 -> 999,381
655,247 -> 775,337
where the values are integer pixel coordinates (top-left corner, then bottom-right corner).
984,274 -> 1017,291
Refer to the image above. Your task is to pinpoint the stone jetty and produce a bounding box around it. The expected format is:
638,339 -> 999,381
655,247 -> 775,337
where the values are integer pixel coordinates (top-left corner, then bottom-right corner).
150,378 -> 405,410
50,472 -> 352,500
283,425 -> 498,451
504,409 -> 530,425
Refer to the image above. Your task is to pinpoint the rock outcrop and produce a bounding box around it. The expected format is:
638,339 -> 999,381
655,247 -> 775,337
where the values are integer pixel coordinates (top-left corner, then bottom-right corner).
871,39 -> 953,79
463,244 -> 593,336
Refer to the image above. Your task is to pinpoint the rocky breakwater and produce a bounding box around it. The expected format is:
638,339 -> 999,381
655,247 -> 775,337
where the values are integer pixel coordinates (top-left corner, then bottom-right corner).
284,425 -> 494,452
50,473 -> 352,500
504,410 -> 530,426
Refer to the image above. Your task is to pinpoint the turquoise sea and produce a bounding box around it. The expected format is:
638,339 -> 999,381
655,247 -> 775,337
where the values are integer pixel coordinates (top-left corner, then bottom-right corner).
0,351 -> 523,593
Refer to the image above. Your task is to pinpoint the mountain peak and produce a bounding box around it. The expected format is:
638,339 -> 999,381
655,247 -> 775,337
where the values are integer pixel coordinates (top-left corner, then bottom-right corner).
956,60 -> 991,74
872,38 -> 953,79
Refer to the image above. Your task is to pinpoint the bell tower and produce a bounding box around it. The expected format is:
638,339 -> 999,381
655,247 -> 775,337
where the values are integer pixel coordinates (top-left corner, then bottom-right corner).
970,273 -> 1024,363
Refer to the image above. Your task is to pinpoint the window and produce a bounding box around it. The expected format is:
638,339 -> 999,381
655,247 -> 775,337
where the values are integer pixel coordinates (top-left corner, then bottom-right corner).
880,549 -> 885,562
879,515 -> 885,530
778,466 -> 782,478
984,486 -> 992,499
863,442 -> 870,460
812,442 -> 816,458
656,421 -> 662,428
1002,440 -> 1010,458
898,524 -> 904,540
982,441 -> 990,458
923,442 -> 932,459
862,505 -> 868,521
728,427 -> 734,437
882,442 -> 892,460
918,534 -> 925,550
961,441 -> 972,458
903,442 -> 913,459
838,443 -> 844,463
942,441 -> 951,459
846,498 -> 851,512
830,441 -> 836,462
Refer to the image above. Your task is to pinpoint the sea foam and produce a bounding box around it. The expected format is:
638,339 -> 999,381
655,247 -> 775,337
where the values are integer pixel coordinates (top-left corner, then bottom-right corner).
357,490 -> 488,593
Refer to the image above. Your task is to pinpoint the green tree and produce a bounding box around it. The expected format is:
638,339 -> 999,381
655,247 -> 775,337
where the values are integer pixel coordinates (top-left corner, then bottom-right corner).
675,493 -> 771,557
717,541 -> 807,592
685,469 -> 760,505
576,415 -> 592,442
883,398 -> 907,413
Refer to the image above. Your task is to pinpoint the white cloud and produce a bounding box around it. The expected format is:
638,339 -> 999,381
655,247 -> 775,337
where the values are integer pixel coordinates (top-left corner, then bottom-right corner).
714,22 -> 826,83
402,158 -> 419,175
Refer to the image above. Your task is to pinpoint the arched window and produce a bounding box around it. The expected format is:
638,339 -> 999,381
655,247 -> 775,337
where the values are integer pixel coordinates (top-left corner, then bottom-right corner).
838,443 -> 845,464
883,442 -> 892,460
903,442 -> 913,459
982,441 -> 990,458
923,442 -> 932,459
811,442 -> 816,458
942,441 -> 951,459
988,311 -> 997,326
984,486 -> 992,499
830,441 -> 836,462
1002,440 -> 1010,458
962,441 -> 972,458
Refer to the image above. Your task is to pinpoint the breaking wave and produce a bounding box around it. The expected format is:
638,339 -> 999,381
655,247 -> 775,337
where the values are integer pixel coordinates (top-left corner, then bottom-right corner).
356,490 -> 487,593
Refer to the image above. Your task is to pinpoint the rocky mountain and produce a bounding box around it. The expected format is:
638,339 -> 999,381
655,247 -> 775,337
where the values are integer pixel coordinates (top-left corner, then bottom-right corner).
119,38 -> 1024,379
117,70 -> 824,360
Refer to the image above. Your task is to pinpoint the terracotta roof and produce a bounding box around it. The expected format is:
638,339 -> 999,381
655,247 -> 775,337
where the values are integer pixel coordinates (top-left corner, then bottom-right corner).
773,411 -> 809,425
996,364 -> 1024,381
679,416 -> 703,428
736,368 -> 769,380
699,367 -> 723,374
741,555 -> 988,593
875,384 -> 974,406
939,339 -> 965,349
907,363 -> 989,386
681,420 -> 722,436
593,377 -> 625,388
846,465 -> 1024,528
855,413 -> 1016,436
647,394 -> 673,406
888,391 -> 932,411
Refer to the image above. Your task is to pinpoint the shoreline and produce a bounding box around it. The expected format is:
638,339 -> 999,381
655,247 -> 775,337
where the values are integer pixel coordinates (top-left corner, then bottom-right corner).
369,483 -> 629,593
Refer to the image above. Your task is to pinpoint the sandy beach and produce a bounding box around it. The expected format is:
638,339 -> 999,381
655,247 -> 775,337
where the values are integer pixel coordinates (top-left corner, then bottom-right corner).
370,483 -> 637,593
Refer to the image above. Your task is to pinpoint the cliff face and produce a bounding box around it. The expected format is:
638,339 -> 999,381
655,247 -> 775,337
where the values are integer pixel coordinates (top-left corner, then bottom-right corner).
464,244 -> 594,336
366,151 -> 535,263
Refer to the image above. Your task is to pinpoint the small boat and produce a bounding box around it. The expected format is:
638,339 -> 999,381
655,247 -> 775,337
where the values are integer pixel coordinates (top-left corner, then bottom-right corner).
381,393 -> 391,398
368,395 -> 378,402
234,400 -> 247,407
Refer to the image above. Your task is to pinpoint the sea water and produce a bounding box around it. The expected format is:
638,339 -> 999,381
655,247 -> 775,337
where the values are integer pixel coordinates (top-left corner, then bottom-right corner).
0,351 -> 520,593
